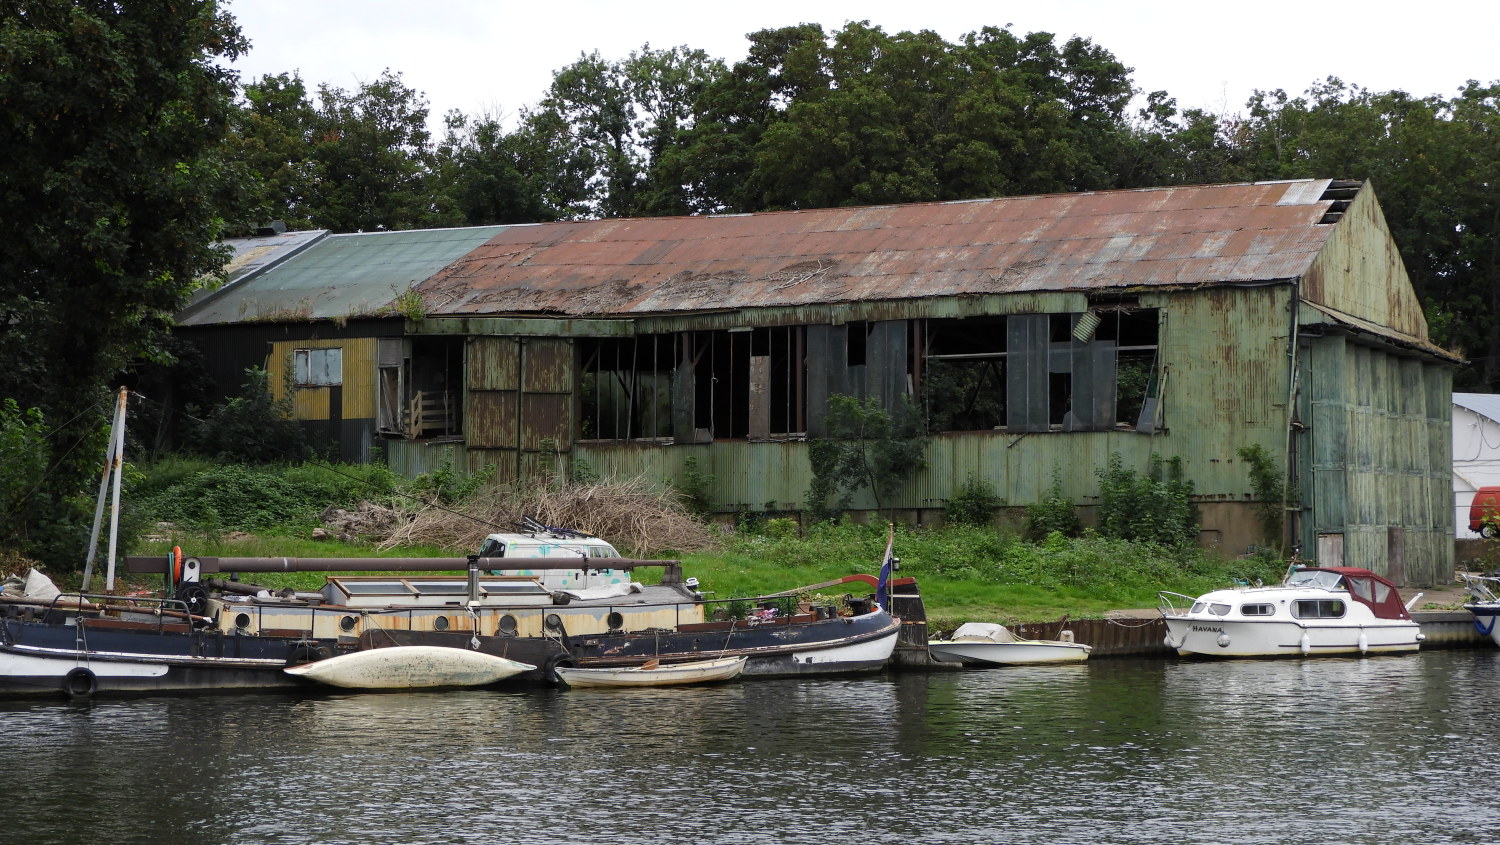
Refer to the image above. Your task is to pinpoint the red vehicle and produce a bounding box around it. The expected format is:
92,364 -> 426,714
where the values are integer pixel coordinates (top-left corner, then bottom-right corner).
1471,487 -> 1500,538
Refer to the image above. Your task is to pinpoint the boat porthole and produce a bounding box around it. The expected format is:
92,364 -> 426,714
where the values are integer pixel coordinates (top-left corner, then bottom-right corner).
606,611 -> 624,631
434,616 -> 450,631
63,668 -> 97,699
339,615 -> 357,632
545,614 -> 563,630
498,614 -> 518,635
234,613 -> 252,630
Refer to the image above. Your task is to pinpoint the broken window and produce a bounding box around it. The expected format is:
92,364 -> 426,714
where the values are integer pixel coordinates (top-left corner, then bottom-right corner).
293,348 -> 341,386
919,316 -> 1007,432
924,308 -> 1158,434
376,337 -> 462,438
579,328 -> 806,443
578,334 -> 676,441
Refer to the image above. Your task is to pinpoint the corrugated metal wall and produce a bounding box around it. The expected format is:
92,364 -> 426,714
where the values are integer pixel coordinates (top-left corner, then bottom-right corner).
1297,332 -> 1453,584
465,337 -> 575,484
267,336 -> 378,422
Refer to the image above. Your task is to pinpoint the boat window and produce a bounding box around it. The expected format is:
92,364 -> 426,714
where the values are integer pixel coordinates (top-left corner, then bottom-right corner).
409,582 -> 468,595
1286,570 -> 1344,590
339,581 -> 417,596
1292,599 -> 1346,619
1209,603 -> 1232,616
1371,581 -> 1391,603
1347,577 -> 1372,603
1241,603 -> 1275,616
1190,601 -> 1206,613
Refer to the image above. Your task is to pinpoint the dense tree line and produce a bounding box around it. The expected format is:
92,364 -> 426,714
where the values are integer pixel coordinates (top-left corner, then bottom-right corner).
3,3 -> 1498,567
223,24 -> 1500,391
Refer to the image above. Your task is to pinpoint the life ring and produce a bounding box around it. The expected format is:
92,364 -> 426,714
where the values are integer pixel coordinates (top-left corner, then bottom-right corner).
542,653 -> 577,685
164,546 -> 184,589
63,667 -> 97,699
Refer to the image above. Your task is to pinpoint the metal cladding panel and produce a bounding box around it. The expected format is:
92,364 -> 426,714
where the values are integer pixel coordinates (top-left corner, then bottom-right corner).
180,225 -> 508,326
467,391 -> 517,449
1296,332 -> 1455,582
418,182 -> 1337,317
522,393 -> 572,451
469,337 -> 520,391
1303,185 -> 1429,342
1164,288 -> 1289,432
523,339 -> 574,394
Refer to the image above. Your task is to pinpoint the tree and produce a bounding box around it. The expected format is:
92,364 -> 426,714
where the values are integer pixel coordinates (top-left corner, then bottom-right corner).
806,395 -> 929,521
515,45 -> 726,218
722,23 -> 1138,211
305,70 -> 446,232
225,72 -> 320,231
433,110 -> 553,225
0,0 -> 247,564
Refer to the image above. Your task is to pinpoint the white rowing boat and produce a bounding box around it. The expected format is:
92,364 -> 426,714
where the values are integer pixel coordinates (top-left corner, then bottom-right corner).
555,656 -> 747,688
284,646 -> 535,689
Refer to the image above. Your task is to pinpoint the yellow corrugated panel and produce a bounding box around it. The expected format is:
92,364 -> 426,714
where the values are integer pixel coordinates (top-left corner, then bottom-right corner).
265,337 -> 377,421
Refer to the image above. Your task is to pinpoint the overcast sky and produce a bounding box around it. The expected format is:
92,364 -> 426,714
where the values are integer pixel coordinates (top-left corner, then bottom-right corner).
224,0 -> 1498,129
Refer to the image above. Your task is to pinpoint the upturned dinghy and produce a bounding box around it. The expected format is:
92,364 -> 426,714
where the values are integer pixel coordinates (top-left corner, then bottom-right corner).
554,655 -> 747,688
284,646 -> 535,690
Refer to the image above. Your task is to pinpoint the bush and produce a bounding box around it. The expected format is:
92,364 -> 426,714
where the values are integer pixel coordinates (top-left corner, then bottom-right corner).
1096,453 -> 1197,546
1025,468 -> 1081,540
945,473 -> 1003,527
130,463 -> 371,533
186,367 -> 309,464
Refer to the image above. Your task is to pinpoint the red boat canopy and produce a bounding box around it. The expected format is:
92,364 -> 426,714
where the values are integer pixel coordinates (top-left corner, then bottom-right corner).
1306,567 -> 1412,621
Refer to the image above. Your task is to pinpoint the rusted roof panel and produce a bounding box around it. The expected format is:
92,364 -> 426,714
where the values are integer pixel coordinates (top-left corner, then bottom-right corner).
419,181 -> 1339,318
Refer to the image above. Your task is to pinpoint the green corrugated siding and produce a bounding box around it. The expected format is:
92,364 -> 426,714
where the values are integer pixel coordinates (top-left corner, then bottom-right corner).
1297,332 -> 1453,583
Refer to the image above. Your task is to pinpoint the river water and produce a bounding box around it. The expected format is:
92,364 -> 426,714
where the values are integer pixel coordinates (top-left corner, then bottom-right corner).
2,650 -> 1496,845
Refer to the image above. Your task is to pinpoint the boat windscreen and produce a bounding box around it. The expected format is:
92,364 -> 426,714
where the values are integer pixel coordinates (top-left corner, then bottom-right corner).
1286,570 -> 1344,590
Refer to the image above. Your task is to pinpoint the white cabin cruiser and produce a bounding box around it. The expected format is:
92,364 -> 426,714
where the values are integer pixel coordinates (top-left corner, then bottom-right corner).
1158,567 -> 1424,658
1458,573 -> 1500,647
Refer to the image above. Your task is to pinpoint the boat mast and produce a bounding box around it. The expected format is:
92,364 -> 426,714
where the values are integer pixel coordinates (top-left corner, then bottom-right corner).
81,387 -> 128,592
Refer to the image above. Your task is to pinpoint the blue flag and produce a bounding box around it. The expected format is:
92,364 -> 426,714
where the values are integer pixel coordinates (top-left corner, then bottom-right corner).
875,529 -> 894,611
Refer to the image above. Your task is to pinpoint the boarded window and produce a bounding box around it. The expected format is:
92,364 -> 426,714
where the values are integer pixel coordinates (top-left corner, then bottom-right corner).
293,348 -> 342,386
996,309 -> 1159,433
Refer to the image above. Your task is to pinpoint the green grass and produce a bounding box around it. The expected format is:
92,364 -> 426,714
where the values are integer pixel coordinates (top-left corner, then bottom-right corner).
121,460 -> 1285,623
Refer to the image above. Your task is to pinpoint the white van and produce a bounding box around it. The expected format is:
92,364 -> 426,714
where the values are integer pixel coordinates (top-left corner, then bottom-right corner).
476,524 -> 626,591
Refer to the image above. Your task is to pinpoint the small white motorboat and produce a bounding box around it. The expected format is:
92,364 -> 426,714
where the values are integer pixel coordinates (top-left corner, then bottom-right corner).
927,622 -> 1092,665
1159,566 -> 1425,658
284,646 -> 535,690
554,655 -> 748,689
1459,573 -> 1500,647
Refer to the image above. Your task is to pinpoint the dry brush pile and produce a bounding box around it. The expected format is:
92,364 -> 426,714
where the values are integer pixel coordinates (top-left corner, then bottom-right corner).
375,476 -> 716,556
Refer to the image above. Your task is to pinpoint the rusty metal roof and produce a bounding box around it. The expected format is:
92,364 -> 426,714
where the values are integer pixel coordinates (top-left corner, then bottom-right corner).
419,181 -> 1341,317
180,225 -> 509,326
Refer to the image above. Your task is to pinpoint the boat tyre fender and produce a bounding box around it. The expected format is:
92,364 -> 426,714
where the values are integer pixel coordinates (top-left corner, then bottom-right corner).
63,667 -> 97,699
543,653 -> 577,685
286,645 -> 329,667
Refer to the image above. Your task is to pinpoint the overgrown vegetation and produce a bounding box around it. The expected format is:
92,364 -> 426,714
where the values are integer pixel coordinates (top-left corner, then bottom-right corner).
806,394 -> 929,521
1025,467 -> 1083,540
1096,453 -> 1197,546
185,367 -> 309,463
946,473 -> 1003,527
1237,443 -> 1288,546
110,458 -> 1283,623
